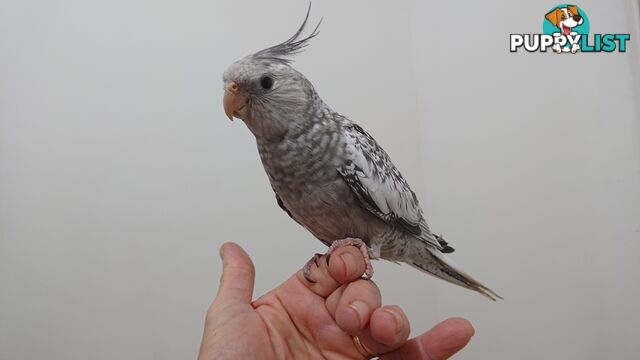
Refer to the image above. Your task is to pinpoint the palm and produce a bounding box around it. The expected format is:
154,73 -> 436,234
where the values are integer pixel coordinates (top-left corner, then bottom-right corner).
199,243 -> 475,360
251,274 -> 371,358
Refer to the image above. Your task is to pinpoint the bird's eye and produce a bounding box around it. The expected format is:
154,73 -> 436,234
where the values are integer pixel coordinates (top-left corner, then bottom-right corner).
260,76 -> 273,90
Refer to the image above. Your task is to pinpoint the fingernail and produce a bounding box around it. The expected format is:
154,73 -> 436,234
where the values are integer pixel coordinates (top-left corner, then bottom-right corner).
348,300 -> 369,329
340,252 -> 356,278
382,308 -> 403,333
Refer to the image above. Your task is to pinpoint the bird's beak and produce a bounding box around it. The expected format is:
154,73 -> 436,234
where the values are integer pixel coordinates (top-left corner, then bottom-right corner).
223,82 -> 247,121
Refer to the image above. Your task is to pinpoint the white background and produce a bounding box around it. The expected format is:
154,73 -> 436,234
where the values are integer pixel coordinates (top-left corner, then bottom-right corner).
1,0 -> 639,359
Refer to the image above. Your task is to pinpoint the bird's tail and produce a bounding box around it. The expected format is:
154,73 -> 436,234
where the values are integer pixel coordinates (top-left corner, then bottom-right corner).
406,243 -> 502,301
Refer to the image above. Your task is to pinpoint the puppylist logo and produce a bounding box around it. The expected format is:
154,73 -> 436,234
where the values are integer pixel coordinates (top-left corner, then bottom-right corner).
510,4 -> 631,54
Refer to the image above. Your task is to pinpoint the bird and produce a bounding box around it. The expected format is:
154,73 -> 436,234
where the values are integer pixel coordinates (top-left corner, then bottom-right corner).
221,5 -> 501,301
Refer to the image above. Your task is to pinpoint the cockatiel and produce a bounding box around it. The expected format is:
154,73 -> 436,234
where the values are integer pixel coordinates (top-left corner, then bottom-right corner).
222,6 -> 501,300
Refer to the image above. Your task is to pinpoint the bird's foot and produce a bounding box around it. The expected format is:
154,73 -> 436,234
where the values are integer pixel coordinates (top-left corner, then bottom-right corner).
326,238 -> 375,280
303,253 -> 323,283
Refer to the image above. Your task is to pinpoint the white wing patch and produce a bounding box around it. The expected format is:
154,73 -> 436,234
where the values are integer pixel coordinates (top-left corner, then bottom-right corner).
339,123 -> 442,249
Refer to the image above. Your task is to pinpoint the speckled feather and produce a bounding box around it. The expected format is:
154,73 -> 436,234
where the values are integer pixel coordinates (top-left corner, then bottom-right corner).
222,5 -> 501,300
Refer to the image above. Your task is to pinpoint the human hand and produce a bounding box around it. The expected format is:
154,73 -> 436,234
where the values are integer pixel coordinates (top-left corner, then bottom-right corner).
198,242 -> 474,359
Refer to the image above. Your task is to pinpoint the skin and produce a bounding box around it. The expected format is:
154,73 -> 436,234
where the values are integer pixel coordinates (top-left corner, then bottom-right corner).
198,243 -> 475,359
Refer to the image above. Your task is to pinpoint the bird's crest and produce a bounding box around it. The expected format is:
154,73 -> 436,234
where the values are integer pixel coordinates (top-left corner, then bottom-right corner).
253,3 -> 322,64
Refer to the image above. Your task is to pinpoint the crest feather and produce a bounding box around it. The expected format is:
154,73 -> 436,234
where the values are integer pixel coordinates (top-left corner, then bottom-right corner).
253,3 -> 322,64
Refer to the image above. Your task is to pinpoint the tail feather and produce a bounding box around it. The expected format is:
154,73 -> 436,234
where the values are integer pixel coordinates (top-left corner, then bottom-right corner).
407,246 -> 502,301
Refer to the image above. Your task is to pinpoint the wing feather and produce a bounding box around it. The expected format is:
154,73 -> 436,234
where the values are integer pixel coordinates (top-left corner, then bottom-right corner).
338,123 -> 444,250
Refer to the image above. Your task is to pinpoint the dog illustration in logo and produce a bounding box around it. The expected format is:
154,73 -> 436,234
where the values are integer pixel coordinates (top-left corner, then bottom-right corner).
545,5 -> 584,53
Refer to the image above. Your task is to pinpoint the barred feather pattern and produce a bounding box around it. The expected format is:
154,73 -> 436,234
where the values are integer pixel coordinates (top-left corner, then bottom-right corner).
339,123 -> 443,251
222,4 -> 501,299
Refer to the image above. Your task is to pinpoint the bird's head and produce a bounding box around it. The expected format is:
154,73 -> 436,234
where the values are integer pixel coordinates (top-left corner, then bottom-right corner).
222,5 -> 323,142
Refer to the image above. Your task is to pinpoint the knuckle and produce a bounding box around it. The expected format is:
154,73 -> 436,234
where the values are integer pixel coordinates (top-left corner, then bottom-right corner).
351,278 -> 379,294
345,280 -> 380,304
225,263 -> 255,277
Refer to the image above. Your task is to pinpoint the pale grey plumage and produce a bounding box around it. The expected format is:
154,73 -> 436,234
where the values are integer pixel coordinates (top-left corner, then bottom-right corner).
222,5 -> 501,300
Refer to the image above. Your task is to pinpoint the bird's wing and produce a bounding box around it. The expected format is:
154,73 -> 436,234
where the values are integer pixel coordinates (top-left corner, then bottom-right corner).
338,123 -> 445,251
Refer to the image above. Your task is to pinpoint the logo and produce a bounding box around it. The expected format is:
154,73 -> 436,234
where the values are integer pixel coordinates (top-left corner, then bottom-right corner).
510,4 -> 631,53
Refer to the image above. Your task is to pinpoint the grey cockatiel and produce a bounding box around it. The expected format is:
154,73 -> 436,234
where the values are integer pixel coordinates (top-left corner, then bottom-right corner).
222,7 -> 501,301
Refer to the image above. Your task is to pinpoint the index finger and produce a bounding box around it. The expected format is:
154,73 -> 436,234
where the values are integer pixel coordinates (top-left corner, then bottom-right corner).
296,245 -> 367,298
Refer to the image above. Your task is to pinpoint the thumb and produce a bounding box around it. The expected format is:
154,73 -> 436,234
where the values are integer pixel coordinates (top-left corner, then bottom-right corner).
213,242 -> 255,307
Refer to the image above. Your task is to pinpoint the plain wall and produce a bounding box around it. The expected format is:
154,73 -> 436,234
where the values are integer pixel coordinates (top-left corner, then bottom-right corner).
413,1 -> 640,359
1,0 -> 638,359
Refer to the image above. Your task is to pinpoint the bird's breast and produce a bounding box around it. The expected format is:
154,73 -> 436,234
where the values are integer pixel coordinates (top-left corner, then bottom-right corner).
278,177 -> 365,242
257,130 -> 345,195
255,126 -> 388,244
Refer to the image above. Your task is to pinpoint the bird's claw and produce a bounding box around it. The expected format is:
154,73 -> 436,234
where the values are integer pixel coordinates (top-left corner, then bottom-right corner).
303,253 -> 323,283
